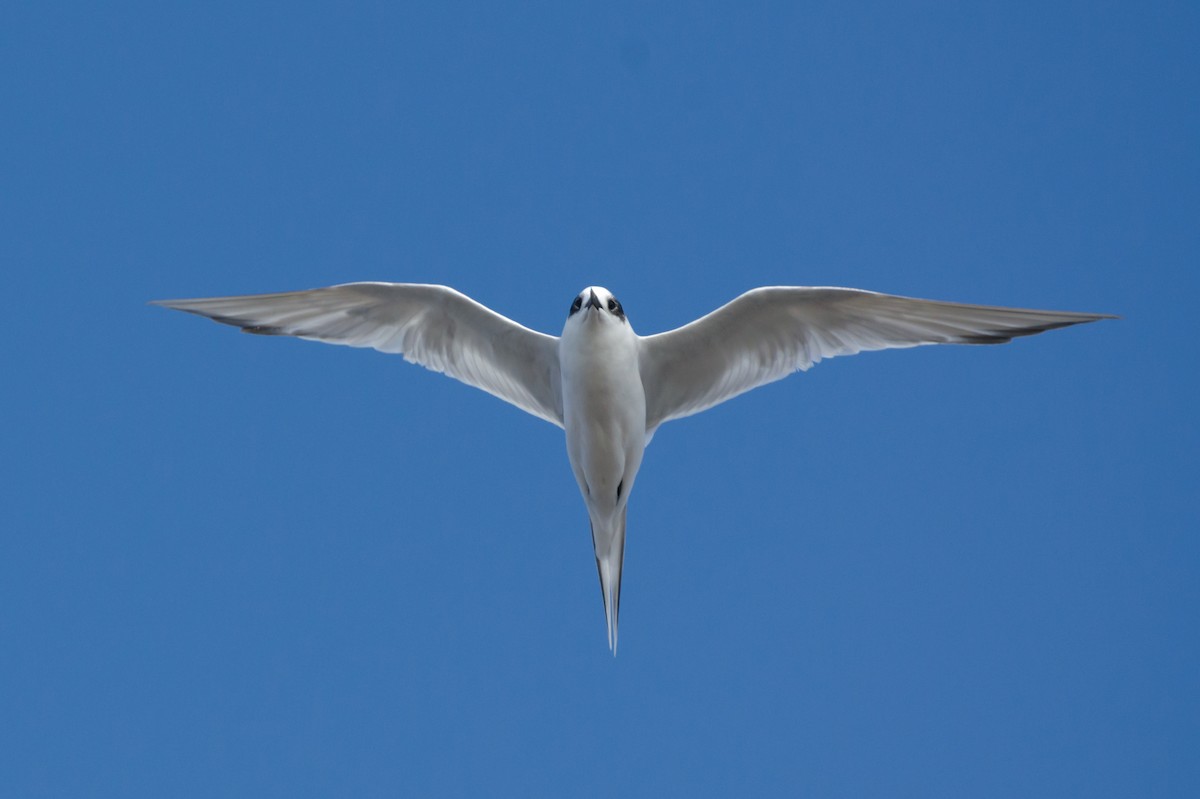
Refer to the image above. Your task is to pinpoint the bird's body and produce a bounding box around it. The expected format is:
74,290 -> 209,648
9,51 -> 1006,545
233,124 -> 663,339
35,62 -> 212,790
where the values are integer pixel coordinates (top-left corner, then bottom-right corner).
560,288 -> 646,649
154,282 -> 1113,652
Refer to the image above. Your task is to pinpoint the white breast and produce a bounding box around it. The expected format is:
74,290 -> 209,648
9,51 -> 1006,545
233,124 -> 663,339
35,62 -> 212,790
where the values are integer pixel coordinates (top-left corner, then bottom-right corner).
559,315 -> 646,511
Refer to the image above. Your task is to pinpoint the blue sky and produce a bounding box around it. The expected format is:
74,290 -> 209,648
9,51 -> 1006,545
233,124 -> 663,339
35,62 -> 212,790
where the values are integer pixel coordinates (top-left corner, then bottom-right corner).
2,1 -> 1196,796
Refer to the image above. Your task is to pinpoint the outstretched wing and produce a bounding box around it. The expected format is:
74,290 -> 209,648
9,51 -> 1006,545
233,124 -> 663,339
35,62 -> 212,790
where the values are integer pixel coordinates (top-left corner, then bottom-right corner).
154,282 -> 564,426
638,287 -> 1113,431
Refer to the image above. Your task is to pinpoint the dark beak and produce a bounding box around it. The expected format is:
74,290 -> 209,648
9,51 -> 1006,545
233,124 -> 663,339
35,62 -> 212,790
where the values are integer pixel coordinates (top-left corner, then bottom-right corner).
586,289 -> 601,311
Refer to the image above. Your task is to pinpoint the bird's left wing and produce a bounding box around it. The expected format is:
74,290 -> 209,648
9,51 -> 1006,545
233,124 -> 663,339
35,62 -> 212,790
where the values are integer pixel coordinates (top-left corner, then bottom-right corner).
638,286 -> 1113,431
154,283 -> 564,427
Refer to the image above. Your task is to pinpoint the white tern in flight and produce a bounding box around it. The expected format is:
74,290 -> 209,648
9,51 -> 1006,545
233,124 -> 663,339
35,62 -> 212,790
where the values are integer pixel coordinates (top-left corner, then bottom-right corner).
155,283 -> 1112,652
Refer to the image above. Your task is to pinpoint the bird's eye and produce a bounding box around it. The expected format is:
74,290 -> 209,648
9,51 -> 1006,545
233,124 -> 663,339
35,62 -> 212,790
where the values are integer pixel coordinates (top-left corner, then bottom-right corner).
607,299 -> 617,311
570,296 -> 582,315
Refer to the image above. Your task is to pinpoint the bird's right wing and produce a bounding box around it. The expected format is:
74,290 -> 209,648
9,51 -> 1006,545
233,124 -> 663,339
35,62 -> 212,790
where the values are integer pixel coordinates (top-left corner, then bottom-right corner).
638,286 -> 1113,431
154,282 -> 564,427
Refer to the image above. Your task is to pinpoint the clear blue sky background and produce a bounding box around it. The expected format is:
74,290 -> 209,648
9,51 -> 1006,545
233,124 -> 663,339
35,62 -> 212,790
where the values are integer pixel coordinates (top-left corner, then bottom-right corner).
2,2 -> 1196,796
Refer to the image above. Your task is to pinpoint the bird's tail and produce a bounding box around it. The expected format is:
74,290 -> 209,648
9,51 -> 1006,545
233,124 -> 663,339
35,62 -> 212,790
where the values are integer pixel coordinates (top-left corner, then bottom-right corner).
591,507 -> 627,655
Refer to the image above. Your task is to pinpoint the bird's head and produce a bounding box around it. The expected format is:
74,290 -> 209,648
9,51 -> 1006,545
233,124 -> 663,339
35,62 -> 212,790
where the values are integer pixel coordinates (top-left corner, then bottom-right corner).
567,286 -> 626,325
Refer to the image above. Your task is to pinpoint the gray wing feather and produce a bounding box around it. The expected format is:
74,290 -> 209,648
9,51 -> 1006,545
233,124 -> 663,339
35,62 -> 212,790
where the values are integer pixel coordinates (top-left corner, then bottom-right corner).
154,283 -> 564,427
638,286 -> 1113,431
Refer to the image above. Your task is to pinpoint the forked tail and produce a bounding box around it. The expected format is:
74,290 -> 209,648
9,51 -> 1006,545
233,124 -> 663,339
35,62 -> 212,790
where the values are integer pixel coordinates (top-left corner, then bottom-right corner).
591,507 -> 628,655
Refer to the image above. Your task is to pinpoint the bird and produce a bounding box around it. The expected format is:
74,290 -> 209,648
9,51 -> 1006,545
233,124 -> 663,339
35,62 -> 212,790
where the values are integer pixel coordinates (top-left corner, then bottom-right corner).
153,283 -> 1113,652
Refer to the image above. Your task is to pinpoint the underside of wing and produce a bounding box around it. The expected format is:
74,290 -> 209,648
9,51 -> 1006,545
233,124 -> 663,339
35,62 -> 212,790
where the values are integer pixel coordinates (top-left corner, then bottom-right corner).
638,287 -> 1114,430
154,283 -> 564,426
